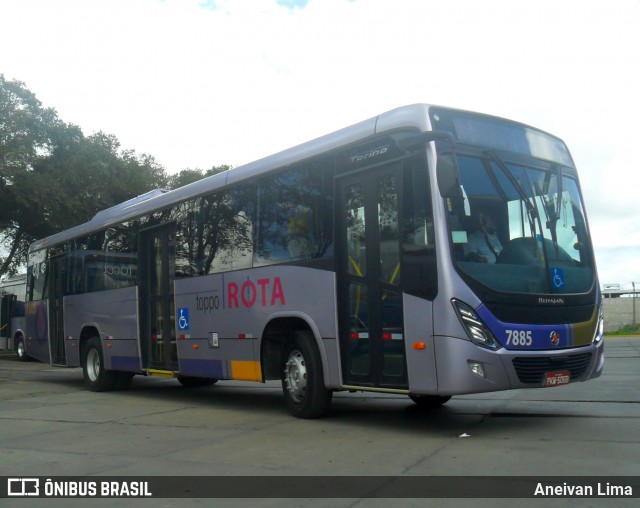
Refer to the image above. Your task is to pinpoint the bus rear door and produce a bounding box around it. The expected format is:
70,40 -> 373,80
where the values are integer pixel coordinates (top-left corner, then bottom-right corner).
139,225 -> 179,371
49,255 -> 67,365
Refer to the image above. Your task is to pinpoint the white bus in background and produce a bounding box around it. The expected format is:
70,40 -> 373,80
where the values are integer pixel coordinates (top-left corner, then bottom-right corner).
0,273 -> 27,360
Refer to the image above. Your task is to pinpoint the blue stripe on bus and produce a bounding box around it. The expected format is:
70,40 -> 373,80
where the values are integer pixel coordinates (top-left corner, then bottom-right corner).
179,359 -> 224,379
111,356 -> 141,371
476,304 -> 573,350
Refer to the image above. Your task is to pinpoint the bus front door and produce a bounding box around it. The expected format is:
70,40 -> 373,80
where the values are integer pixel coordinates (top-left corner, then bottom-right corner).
140,226 -> 178,371
336,163 -> 408,389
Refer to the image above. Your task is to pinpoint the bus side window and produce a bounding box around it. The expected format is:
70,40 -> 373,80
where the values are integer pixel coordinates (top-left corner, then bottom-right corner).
27,250 -> 49,301
191,186 -> 254,275
255,165 -> 325,265
99,225 -> 138,290
68,256 -> 83,294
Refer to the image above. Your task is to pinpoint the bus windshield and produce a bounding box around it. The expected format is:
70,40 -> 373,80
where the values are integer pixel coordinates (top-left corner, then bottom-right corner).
447,152 -> 595,295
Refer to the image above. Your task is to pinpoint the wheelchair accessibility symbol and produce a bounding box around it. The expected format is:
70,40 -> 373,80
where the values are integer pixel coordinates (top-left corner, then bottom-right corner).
178,308 -> 190,331
551,268 -> 565,290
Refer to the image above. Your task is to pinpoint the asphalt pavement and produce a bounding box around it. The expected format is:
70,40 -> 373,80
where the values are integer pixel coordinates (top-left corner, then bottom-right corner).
1,337 -> 638,507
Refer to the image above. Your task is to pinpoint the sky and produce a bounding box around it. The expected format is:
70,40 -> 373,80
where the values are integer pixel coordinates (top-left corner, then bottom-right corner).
1,0 -> 639,288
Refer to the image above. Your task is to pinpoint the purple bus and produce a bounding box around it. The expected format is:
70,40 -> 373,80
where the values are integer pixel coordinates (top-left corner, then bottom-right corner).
23,105 -> 604,418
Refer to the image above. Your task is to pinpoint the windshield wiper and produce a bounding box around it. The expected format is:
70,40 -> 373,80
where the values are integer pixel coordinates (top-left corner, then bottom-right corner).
548,165 -> 563,257
484,150 -> 541,241
534,164 -> 564,258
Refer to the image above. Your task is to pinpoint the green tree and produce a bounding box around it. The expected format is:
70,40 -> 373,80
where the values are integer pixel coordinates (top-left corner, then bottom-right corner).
1,75 -> 168,278
28,130 -> 167,231
167,164 -> 231,190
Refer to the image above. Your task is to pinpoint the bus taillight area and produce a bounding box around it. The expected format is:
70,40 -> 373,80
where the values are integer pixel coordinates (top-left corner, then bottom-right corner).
432,332 -> 604,395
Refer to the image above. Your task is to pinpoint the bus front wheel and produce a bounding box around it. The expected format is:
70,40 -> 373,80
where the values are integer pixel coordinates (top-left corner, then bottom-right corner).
281,331 -> 332,419
82,337 -> 118,392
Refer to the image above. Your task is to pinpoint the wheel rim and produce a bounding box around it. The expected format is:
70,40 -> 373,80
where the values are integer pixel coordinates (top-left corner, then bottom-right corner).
284,349 -> 307,403
86,348 -> 101,382
17,339 -> 24,358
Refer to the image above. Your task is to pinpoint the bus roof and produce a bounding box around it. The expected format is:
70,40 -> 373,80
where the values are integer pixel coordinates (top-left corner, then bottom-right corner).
29,104 -> 433,252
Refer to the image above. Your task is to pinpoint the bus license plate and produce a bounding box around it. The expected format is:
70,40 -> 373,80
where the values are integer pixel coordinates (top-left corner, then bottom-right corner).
544,370 -> 571,387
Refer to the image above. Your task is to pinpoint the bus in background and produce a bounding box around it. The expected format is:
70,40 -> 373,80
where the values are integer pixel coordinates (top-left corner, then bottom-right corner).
0,273 -> 27,360
22,104 -> 604,418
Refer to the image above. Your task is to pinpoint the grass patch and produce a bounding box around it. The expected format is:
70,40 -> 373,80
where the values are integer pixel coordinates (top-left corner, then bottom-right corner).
608,324 -> 640,336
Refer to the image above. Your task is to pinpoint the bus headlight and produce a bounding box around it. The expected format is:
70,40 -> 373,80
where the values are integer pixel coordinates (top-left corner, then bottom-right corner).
452,299 -> 501,350
593,305 -> 604,344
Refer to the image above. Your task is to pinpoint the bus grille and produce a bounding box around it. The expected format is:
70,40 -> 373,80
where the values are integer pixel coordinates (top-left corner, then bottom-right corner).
512,353 -> 593,384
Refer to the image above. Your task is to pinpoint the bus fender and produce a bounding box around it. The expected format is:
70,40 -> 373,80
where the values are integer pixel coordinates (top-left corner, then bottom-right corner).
260,311 -> 338,388
11,327 -> 26,350
78,323 -> 104,367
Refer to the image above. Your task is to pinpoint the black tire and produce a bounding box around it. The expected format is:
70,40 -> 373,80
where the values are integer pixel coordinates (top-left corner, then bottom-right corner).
177,376 -> 218,387
15,335 -> 29,362
281,331 -> 332,419
82,337 -> 118,392
409,394 -> 451,408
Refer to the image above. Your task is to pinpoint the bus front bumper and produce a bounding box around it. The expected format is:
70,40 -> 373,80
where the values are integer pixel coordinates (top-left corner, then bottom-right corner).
429,335 -> 605,395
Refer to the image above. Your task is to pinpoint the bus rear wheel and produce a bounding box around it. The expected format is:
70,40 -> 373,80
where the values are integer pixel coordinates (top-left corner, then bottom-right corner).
15,335 -> 28,362
82,337 -> 118,392
281,331 -> 332,419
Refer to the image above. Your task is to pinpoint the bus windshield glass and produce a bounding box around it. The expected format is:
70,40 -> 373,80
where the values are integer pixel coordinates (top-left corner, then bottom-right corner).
431,108 -> 574,167
446,152 -> 595,295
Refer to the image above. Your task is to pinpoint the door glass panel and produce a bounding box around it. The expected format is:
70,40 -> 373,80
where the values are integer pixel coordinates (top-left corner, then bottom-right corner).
167,232 -> 176,280
151,301 -> 163,363
349,282 -> 370,376
166,232 -> 178,363
381,290 -> 404,378
151,236 -> 162,296
50,257 -> 67,364
168,298 -> 177,362
143,228 -> 179,370
378,175 -> 400,285
345,184 -> 366,277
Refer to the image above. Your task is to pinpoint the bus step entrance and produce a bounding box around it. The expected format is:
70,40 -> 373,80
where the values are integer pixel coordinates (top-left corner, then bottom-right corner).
146,369 -> 176,378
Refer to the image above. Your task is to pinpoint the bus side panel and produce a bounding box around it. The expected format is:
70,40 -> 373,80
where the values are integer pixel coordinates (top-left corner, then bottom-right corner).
320,337 -> 341,388
25,300 -> 51,363
403,294 -> 437,394
65,287 -> 140,371
174,266 -> 338,382
176,339 -> 251,380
